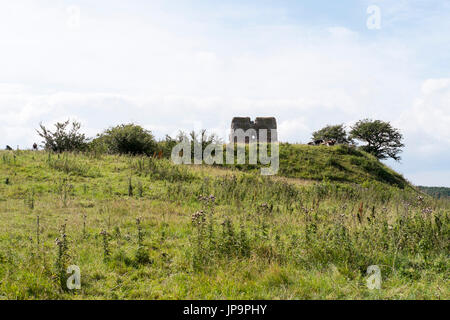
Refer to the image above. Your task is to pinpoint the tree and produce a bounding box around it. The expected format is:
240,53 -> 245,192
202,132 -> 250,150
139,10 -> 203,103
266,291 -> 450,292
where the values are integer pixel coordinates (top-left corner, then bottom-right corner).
36,120 -> 88,152
312,124 -> 351,144
93,123 -> 157,156
349,119 -> 404,161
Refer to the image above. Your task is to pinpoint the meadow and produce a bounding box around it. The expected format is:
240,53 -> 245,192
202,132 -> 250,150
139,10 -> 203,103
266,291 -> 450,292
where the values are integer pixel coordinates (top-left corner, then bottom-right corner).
0,146 -> 448,299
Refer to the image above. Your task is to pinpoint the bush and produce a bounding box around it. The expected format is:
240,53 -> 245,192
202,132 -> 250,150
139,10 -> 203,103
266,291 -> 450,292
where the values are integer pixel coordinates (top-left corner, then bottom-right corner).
312,124 -> 351,144
93,124 -> 157,156
157,135 -> 178,158
36,120 -> 88,152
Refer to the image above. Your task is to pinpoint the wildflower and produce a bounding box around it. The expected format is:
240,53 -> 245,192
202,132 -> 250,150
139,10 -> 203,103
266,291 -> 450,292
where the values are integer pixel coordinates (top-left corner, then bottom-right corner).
191,210 -> 205,225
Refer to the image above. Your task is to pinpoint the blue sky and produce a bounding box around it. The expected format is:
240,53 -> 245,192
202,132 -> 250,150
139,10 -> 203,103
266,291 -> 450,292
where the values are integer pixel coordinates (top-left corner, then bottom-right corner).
0,0 -> 449,186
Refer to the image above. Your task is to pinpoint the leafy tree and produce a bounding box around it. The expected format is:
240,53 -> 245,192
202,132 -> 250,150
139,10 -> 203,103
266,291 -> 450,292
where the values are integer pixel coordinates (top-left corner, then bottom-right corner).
93,123 -> 157,156
350,119 -> 404,161
312,124 -> 351,144
36,120 -> 88,152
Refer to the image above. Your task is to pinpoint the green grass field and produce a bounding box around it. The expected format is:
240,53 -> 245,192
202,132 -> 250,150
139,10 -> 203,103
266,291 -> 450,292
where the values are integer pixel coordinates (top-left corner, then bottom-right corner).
0,146 -> 448,299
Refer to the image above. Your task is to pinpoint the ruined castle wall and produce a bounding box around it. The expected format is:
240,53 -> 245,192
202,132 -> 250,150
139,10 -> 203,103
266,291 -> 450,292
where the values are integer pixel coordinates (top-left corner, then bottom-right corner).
230,117 -> 277,143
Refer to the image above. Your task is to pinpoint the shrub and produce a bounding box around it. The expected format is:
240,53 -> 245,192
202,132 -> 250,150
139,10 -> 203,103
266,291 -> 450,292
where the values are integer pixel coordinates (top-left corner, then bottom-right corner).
312,124 -> 351,144
157,135 -> 178,158
93,124 -> 157,156
36,120 -> 88,152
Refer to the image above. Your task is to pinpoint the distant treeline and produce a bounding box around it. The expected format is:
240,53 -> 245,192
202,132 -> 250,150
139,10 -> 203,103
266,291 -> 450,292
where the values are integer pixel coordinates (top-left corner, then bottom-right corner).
418,186 -> 450,199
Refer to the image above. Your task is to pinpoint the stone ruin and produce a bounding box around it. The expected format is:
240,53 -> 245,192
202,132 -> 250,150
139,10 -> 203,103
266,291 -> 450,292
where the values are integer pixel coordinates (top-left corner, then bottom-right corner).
230,117 -> 278,143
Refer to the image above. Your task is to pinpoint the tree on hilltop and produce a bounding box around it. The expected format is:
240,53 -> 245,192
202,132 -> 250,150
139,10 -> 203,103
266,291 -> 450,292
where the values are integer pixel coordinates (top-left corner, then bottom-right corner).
350,119 -> 404,161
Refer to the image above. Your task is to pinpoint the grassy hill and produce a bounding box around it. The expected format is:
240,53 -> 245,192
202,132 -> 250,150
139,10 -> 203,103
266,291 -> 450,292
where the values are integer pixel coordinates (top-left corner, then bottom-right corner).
0,148 -> 448,299
232,143 -> 408,188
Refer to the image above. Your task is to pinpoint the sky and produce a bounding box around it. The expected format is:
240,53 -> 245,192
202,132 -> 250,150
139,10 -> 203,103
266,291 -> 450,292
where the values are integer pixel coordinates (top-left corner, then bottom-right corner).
0,0 -> 449,186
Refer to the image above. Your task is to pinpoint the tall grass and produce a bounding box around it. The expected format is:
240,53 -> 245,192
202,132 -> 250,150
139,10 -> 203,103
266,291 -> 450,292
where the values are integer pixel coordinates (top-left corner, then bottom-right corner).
0,150 -> 447,299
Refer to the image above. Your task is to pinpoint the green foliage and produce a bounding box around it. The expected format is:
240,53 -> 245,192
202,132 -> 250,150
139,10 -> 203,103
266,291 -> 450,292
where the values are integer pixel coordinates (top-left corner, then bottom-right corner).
350,119 -> 405,161
312,124 -> 351,144
93,123 -> 157,156
36,120 -> 88,152
158,135 -> 178,158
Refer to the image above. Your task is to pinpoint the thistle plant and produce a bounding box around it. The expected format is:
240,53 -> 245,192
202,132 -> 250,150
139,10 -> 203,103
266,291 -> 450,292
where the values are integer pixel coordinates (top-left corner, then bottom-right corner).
135,217 -> 151,264
36,215 -> 40,246
128,176 -> 133,197
257,203 -> 271,241
55,237 -> 66,289
26,189 -> 35,210
82,214 -> 87,239
100,230 -> 110,261
55,221 -> 69,290
191,209 -> 207,270
198,194 -> 217,248
220,217 -> 236,256
137,180 -> 143,198
136,217 -> 143,247
238,221 -> 250,257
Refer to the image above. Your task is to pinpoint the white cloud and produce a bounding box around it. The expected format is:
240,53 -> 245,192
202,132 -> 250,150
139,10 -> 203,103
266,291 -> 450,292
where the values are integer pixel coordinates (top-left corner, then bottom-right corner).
420,78 -> 450,96
278,118 -> 311,143
400,78 -> 450,149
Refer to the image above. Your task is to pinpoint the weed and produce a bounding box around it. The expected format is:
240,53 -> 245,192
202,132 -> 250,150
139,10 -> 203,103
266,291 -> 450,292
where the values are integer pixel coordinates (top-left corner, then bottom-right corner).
54,221 -> 70,291
100,230 -> 110,261
134,217 -> 151,265
128,176 -> 133,197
